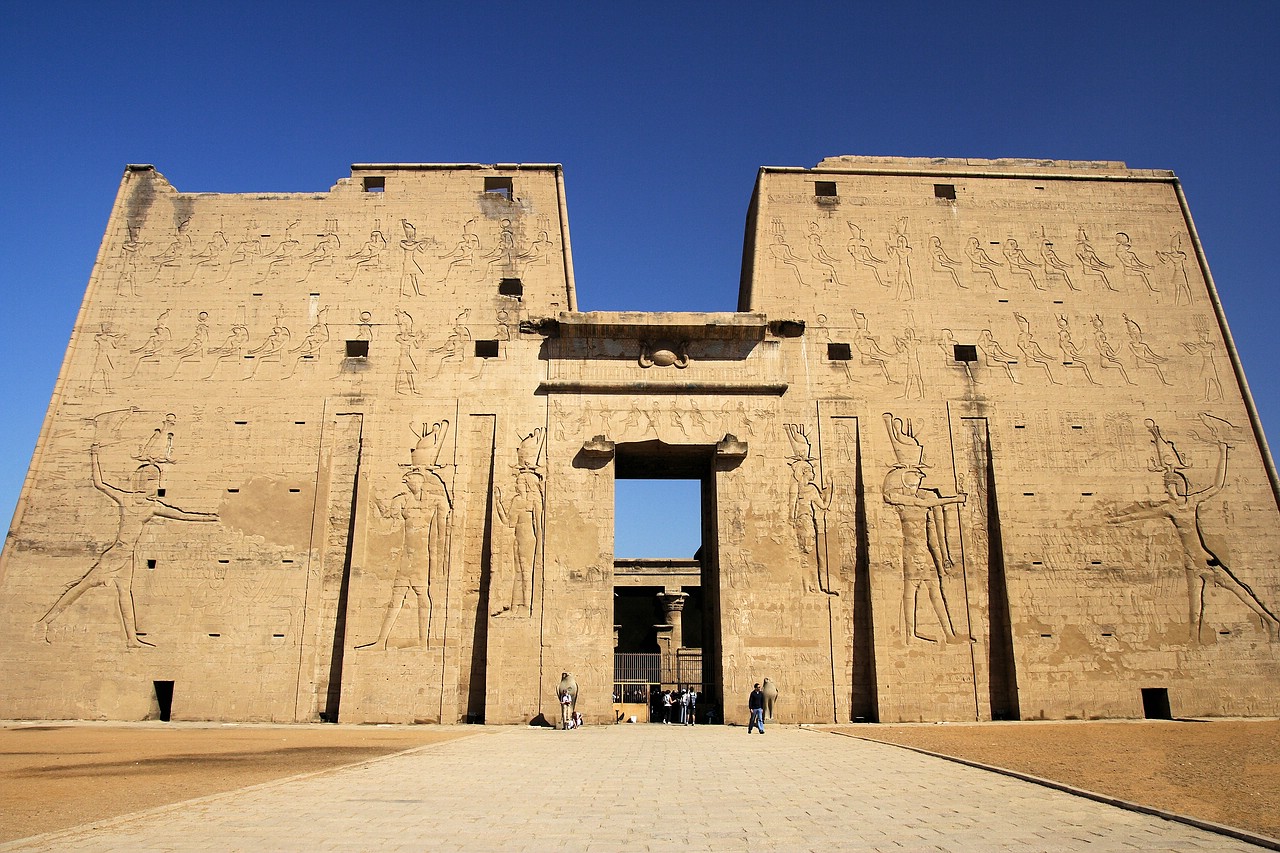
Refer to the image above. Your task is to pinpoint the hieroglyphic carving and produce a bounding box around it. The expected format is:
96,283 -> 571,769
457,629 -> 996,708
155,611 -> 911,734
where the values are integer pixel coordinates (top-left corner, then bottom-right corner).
965,237 -> 1004,289
1181,328 -> 1223,401
492,429 -> 545,616
1156,231 -> 1193,305
846,223 -> 886,288
885,219 -> 913,300
783,424 -> 838,595
806,222 -> 841,285
38,433 -> 219,648
358,420 -> 452,650
394,309 -> 422,396
485,218 -> 518,277
246,312 -> 291,378
929,236 -> 963,288
282,310 -> 329,379
1038,229 -> 1078,291
345,229 -> 388,284
125,311 -> 171,378
894,325 -> 925,399
298,230 -> 341,283
1013,313 -> 1059,385
882,414 -> 967,643
1090,315 -> 1136,385
399,219 -> 428,297
86,323 -> 124,393
1003,237 -> 1042,290
1075,227 -> 1116,291
168,311 -> 211,377
117,227 -> 145,297
1115,232 -> 1157,293
439,220 -> 481,284
768,219 -> 807,287
1107,416 -> 1279,641
852,309 -> 897,384
1123,314 -> 1171,385
1056,315 -> 1100,385
205,313 -> 250,379
977,329 -> 1019,384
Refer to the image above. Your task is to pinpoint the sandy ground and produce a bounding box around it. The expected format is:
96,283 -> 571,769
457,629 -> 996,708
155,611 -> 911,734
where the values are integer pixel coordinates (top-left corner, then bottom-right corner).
0,722 -> 477,842
1,720 -> 1276,844
837,719 -> 1280,841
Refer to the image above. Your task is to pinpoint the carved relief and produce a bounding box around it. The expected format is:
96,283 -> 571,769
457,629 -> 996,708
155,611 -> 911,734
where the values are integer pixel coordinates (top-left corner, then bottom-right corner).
358,421 -> 452,650
1090,315 -> 1137,385
38,434 -> 218,648
885,219 -> 914,300
86,323 -> 124,393
1013,313 -> 1059,385
492,429 -> 545,616
125,311 -> 171,378
1107,417 -> 1279,641
807,222 -> 841,285
894,326 -> 925,400
205,314 -> 250,379
1123,314 -> 1171,385
977,329 -> 1019,384
1181,328 -> 1224,402
846,223 -> 887,288
282,310 -> 329,379
1056,315 -> 1100,385
882,414 -> 966,643
1156,231 -> 1193,305
929,236 -> 963,288
852,309 -> 897,384
638,341 -> 690,369
1038,229 -> 1078,291
344,229 -> 388,284
246,313 -> 291,378
439,220 -> 481,284
1003,237 -> 1042,290
1115,232 -> 1157,293
298,231 -> 341,283
1075,227 -> 1116,291
783,424 -> 838,595
768,219 -> 807,287
964,237 -> 1004,289
399,219 -> 428,297
168,311 -> 211,377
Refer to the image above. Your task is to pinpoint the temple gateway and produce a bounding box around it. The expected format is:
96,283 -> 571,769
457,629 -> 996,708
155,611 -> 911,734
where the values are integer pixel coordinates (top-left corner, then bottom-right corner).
1,156 -> 1277,725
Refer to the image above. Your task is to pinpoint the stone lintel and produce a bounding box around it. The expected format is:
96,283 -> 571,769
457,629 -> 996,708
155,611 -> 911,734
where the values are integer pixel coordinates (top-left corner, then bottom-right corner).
554,311 -> 768,342
538,380 -> 787,395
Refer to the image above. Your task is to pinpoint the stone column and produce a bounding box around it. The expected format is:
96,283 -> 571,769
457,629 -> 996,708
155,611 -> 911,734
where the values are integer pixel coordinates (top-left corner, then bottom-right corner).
658,590 -> 688,650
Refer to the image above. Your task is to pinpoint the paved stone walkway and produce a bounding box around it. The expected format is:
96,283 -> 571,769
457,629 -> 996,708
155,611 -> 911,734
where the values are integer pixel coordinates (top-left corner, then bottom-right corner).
4,725 -> 1268,852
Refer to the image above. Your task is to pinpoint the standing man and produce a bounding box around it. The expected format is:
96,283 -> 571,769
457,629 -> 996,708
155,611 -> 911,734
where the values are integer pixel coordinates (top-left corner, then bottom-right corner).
747,683 -> 765,734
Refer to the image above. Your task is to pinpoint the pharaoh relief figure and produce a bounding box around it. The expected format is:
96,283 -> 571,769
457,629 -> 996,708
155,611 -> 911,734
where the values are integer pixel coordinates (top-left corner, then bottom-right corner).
1107,416 -> 1279,642
881,414 -> 968,644
783,423 -> 838,595
492,429 -> 546,616
38,438 -> 219,648
358,420 -> 452,651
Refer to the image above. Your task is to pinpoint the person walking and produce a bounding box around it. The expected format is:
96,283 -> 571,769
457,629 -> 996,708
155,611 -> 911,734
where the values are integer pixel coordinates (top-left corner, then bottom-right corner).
747,683 -> 765,734
662,690 -> 673,724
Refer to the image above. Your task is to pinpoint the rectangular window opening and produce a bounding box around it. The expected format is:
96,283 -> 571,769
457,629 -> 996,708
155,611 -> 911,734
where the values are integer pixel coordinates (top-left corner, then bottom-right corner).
933,183 -> 956,200
288,488 -> 301,493
1101,632 -> 1113,637
153,681 -> 174,722
345,340 -> 369,358
1014,424 -> 1026,429
156,488 -> 166,497
273,633 -> 285,639
1040,633 -> 1053,638
498,278 -> 524,299
226,488 -> 239,494
814,181 -> 837,197
218,559 -> 230,564
484,176 -> 513,199
146,559 -> 157,570
827,342 -> 852,361
997,298 -> 1009,303
1141,687 -> 1171,720
475,340 -> 499,358
363,176 -> 385,193
208,633 -> 221,638
953,344 -> 978,363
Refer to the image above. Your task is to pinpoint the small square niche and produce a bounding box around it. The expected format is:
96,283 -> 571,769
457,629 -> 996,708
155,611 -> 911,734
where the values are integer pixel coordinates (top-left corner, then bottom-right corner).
814,181 -> 837,197
345,340 -> 370,358
475,340 -> 500,358
498,278 -> 524,299
484,177 -> 513,199
362,176 -> 385,193
827,342 -> 852,361
934,183 -> 957,200
953,344 -> 978,363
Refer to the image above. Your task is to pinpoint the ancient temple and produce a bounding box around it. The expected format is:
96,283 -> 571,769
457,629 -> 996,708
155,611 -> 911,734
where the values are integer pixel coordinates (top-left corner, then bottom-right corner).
1,157 -> 1277,725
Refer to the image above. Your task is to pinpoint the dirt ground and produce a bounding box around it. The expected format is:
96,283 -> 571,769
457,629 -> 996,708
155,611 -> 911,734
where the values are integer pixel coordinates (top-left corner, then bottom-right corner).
835,719 -> 1280,841
1,720 -> 1276,844
0,722 -> 477,842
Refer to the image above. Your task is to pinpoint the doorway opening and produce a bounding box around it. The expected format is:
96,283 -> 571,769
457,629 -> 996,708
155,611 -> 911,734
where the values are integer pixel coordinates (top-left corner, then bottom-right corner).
1141,687 -> 1172,720
153,680 -> 174,722
611,441 -> 721,724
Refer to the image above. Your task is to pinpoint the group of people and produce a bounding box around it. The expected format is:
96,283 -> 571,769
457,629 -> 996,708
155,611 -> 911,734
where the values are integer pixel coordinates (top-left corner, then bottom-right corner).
654,687 -> 699,725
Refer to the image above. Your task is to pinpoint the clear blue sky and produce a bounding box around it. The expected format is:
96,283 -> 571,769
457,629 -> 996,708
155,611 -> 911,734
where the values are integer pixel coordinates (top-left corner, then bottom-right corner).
2,1 -> 1278,553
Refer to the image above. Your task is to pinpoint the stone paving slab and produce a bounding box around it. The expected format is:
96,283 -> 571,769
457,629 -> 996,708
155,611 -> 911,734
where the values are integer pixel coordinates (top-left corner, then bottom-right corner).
3,725 -> 1268,852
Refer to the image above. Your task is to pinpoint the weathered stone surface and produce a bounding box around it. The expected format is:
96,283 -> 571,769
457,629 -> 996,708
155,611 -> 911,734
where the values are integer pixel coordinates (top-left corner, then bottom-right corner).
1,157 -> 1276,726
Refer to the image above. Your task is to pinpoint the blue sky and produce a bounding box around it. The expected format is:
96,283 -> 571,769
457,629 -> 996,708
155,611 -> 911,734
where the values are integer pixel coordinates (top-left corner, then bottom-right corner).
2,1 -> 1278,551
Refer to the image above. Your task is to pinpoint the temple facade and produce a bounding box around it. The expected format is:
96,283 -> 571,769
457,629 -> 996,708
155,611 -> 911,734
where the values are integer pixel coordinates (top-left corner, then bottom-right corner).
1,157 -> 1277,725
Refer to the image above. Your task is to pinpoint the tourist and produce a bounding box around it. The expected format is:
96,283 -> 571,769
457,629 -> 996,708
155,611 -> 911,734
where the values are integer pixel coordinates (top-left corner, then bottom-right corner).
688,689 -> 697,725
662,690 -> 673,724
748,683 -> 765,734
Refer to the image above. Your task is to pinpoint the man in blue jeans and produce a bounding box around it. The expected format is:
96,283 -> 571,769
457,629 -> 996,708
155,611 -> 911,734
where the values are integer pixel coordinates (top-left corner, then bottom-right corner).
747,683 -> 765,733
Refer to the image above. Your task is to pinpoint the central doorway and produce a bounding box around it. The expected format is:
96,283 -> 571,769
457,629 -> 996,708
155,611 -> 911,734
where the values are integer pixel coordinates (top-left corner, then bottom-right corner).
611,441 -> 722,724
